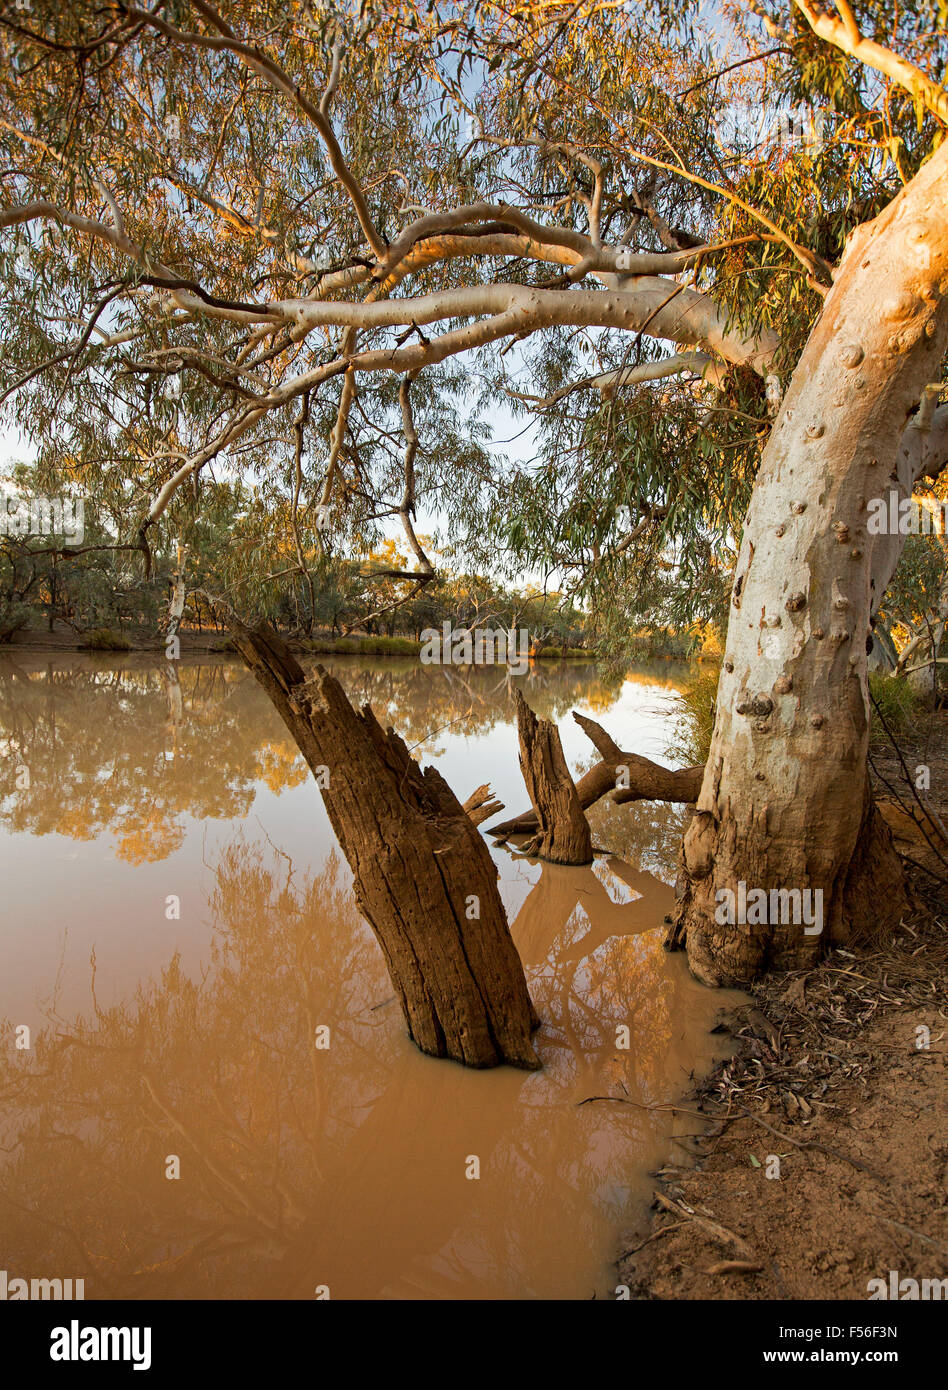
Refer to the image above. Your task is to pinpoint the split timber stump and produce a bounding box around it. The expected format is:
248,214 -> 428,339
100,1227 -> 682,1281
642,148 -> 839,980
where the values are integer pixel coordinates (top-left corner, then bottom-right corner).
489,710 -> 704,841
234,621 -> 540,1070
514,690 -> 593,865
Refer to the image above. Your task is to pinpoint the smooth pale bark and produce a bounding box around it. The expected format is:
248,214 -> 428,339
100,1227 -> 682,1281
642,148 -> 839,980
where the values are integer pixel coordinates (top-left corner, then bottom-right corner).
671,140 -> 948,987
167,542 -> 188,644
286,280 -> 779,374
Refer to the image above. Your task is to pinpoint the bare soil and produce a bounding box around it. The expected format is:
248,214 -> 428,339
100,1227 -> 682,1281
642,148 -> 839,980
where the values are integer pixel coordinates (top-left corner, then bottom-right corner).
619,712 -> 948,1301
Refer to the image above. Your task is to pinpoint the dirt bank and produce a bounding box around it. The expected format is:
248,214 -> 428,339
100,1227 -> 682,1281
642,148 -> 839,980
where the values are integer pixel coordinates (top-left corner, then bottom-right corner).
618,714 -> 948,1301
3,624 -> 226,653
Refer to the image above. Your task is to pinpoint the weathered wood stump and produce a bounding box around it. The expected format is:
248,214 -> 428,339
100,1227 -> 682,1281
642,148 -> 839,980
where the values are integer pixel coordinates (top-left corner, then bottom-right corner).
490,710 -> 704,839
233,621 -> 540,1070
514,691 -> 593,864
461,783 -> 505,826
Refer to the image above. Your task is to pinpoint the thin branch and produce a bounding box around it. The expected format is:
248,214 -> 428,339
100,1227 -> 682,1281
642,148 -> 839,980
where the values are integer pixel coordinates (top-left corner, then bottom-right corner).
396,372 -> 435,579
793,0 -> 948,125
123,1 -> 388,256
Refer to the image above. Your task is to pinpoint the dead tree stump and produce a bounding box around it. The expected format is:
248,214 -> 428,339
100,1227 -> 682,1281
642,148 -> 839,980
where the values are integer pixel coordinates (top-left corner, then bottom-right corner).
461,783 -> 505,826
490,710 -> 704,839
514,691 -> 593,864
234,621 -> 540,1070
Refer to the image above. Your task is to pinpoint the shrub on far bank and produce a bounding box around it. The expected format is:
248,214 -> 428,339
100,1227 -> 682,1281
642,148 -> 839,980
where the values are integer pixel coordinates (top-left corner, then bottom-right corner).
307,634 -> 421,656
78,627 -> 132,651
868,671 -> 921,747
535,645 -> 592,660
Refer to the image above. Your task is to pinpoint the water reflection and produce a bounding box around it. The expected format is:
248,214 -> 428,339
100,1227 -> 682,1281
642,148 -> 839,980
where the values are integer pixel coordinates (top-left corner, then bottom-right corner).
0,656 -> 303,857
0,652 -> 689,877
0,652 -> 733,1300
1,842 -> 736,1300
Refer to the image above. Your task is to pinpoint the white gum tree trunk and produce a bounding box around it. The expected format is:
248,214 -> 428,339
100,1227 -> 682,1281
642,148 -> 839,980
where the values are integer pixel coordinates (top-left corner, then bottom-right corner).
671,142 -> 948,987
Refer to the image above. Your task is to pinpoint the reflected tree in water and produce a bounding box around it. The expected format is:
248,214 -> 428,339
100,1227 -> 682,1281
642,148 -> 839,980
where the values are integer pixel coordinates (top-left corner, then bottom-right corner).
0,834 -> 723,1299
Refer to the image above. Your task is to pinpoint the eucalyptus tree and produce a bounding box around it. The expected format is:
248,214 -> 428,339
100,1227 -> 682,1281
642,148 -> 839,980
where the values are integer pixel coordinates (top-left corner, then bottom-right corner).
0,0 -> 946,986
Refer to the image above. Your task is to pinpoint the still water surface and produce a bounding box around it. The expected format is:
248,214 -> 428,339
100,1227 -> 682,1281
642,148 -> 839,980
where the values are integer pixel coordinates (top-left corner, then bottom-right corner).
0,653 -> 738,1299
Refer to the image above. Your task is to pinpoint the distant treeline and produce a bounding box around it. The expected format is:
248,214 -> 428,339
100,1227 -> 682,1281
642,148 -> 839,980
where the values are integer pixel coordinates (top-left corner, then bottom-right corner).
0,469 -> 702,659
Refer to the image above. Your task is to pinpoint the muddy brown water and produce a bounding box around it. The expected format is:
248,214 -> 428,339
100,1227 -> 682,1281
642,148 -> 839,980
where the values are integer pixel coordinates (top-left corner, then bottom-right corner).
0,653 -> 741,1300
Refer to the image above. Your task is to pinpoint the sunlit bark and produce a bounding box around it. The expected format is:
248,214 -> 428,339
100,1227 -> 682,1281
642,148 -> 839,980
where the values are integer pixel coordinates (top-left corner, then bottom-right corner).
671,141 -> 948,986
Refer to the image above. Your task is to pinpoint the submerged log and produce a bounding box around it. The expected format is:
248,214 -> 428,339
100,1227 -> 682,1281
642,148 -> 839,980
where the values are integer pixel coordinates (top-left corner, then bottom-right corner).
489,710 -> 704,838
611,760 -> 704,806
514,691 -> 593,864
234,621 -> 540,1070
571,710 -> 621,760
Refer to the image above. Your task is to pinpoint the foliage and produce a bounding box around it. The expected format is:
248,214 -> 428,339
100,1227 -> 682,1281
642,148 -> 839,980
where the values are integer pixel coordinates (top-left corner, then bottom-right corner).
0,1 -> 944,658
306,633 -> 419,655
77,627 -> 132,651
667,666 -> 721,766
867,671 -> 923,746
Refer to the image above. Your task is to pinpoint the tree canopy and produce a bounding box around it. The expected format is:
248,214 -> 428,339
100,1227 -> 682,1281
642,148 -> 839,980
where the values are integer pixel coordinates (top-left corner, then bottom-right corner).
0,0 -> 945,641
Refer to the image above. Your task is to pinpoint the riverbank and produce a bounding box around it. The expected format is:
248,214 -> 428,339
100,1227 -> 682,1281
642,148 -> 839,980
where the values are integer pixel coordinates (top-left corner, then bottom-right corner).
618,712 -> 948,1300
1,625 -> 600,660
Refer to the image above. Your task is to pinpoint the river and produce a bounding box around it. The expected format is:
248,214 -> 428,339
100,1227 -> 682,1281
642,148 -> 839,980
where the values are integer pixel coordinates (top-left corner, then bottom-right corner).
0,652 -> 739,1300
